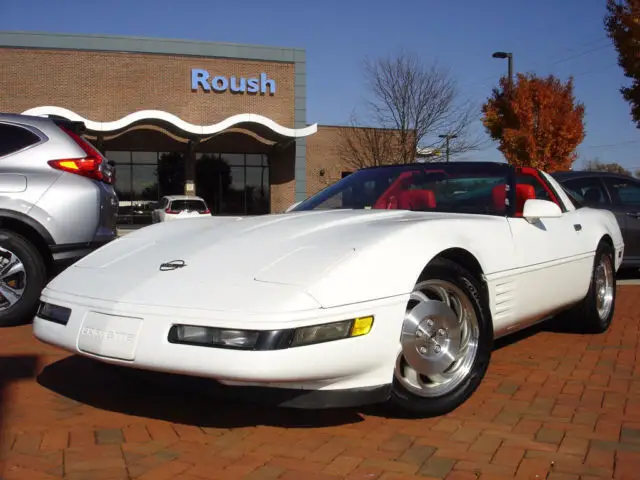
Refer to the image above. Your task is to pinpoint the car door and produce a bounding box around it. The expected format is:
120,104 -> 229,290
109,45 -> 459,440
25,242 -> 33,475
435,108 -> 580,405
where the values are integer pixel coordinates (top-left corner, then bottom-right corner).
506,170 -> 591,322
601,176 -> 640,265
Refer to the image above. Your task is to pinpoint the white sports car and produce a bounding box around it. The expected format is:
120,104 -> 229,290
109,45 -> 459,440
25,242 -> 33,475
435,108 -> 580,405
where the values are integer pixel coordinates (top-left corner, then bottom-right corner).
33,162 -> 624,417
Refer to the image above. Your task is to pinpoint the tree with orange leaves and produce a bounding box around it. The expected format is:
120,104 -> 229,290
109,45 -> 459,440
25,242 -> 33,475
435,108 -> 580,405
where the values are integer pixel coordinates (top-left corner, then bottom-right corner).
481,73 -> 586,172
604,0 -> 640,128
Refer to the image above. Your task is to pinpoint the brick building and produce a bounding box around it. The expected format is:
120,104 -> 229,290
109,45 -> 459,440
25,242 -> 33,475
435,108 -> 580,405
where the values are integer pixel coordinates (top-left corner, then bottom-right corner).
0,31 -> 376,225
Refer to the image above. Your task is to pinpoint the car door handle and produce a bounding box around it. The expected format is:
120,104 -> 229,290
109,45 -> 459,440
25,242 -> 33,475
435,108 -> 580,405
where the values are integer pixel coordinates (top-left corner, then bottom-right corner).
626,212 -> 640,219
573,224 -> 582,231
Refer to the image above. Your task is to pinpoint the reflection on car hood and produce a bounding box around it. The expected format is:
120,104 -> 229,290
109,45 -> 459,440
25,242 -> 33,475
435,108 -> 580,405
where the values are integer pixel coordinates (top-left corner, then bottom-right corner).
44,209 -> 487,312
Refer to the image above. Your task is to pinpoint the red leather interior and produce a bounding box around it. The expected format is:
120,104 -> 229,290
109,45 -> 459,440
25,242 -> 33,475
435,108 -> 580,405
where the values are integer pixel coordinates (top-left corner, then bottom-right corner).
373,172 -> 418,209
397,189 -> 437,210
492,184 -> 536,216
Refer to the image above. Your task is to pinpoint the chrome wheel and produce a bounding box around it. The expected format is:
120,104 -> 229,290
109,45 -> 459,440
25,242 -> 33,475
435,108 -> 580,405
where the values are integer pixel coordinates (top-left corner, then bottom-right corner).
595,253 -> 614,320
395,279 -> 480,398
0,246 -> 27,311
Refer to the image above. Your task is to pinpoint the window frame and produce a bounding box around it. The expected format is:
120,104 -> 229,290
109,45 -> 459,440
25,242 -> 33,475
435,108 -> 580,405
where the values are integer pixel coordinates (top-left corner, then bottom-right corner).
601,175 -> 640,207
559,176 -> 612,207
514,166 -> 567,213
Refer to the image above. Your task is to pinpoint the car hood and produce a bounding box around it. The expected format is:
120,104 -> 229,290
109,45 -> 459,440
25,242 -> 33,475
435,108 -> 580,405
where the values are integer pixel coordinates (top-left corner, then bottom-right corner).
44,209 -> 488,313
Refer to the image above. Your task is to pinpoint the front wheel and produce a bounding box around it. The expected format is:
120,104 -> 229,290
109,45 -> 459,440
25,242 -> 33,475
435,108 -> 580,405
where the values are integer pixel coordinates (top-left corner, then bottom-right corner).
388,258 -> 493,418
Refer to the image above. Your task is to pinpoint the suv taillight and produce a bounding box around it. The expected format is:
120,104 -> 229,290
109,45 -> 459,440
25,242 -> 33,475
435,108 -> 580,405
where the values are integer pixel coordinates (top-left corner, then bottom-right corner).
48,127 -> 114,184
165,208 -> 179,214
48,158 -> 106,182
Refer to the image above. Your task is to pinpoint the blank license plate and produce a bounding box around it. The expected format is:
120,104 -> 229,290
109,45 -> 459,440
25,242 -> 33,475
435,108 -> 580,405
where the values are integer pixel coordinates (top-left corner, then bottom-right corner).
77,311 -> 143,361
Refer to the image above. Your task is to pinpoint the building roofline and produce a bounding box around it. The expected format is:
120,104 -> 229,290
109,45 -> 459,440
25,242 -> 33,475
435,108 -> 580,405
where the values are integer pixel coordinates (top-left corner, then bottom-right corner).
0,30 -> 305,63
316,123 -> 411,132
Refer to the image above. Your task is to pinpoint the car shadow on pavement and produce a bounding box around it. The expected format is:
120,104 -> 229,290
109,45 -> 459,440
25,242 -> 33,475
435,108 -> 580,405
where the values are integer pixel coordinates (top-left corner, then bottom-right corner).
36,355 -> 366,428
492,302 -> 617,351
0,355 -> 40,453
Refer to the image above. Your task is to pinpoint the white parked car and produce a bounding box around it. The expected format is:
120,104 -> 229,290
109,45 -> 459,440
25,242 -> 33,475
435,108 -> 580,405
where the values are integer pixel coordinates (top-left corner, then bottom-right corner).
33,162 -> 624,417
151,195 -> 210,223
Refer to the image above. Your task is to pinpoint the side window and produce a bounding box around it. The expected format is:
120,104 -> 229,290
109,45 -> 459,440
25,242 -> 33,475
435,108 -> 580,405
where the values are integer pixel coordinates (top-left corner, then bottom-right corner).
602,177 -> 640,206
561,177 -> 609,206
0,123 -> 41,157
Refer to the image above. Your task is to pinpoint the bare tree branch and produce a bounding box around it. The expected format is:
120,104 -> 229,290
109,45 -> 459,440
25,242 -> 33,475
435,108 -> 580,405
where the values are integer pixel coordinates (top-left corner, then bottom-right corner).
338,49 -> 484,168
335,113 -> 402,170
584,158 -> 632,175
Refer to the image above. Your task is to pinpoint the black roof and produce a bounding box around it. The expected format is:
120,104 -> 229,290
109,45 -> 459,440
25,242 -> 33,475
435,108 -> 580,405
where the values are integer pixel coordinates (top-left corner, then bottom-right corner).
551,170 -> 636,180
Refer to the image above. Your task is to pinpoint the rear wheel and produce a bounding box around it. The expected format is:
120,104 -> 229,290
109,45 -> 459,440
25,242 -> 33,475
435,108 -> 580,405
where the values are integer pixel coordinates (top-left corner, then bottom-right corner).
388,258 -> 493,417
560,241 -> 616,334
0,229 -> 47,327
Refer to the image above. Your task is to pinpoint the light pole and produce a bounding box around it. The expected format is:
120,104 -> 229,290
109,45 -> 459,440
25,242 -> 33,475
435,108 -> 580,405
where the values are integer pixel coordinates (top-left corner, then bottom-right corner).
492,51 -> 513,91
438,134 -> 458,162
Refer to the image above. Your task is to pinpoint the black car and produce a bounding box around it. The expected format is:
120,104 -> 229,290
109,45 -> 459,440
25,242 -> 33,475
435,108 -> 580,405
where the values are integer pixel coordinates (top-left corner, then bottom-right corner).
552,170 -> 640,270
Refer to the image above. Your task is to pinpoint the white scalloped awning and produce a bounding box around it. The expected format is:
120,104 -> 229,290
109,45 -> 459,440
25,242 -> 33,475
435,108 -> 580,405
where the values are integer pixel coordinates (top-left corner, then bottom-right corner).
21,106 -> 318,138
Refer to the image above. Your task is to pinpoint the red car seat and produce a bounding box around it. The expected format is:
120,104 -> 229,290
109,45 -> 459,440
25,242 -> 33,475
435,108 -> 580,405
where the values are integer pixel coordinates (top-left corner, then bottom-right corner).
396,189 -> 437,210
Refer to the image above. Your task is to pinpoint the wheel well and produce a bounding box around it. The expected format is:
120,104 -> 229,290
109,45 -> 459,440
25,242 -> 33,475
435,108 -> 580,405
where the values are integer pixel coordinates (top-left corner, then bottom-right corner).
424,248 -> 484,283
600,234 -> 613,251
418,248 -> 492,325
0,217 -> 52,272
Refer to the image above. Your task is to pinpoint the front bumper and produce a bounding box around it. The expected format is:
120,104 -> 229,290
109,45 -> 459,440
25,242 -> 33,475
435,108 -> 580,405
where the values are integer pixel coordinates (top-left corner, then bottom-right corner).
33,288 -> 408,407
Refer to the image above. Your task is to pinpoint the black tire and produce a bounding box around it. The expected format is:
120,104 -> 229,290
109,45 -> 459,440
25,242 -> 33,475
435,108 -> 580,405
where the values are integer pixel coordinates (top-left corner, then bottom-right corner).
387,258 -> 493,418
560,241 -> 616,334
0,229 -> 47,327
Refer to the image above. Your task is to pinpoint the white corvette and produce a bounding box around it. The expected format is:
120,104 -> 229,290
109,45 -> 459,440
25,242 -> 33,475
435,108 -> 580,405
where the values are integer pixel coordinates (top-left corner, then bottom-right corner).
33,162 -> 624,417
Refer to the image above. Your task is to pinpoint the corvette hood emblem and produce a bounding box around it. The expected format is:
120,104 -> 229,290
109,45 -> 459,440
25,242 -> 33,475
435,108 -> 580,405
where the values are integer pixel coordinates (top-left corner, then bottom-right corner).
159,260 -> 187,271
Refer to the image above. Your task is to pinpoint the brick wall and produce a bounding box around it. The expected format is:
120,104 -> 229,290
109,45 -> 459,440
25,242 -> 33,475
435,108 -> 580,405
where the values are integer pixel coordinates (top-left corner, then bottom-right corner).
306,125 -> 409,198
0,48 -> 295,127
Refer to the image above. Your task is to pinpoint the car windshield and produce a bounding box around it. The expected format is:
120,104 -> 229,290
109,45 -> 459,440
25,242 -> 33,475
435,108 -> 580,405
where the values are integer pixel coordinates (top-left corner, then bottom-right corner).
293,162 -> 512,216
170,199 -> 208,212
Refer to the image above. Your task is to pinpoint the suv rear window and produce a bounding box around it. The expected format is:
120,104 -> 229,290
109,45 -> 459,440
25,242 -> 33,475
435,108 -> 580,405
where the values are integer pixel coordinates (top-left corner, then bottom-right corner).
0,123 -> 41,157
170,200 -> 208,212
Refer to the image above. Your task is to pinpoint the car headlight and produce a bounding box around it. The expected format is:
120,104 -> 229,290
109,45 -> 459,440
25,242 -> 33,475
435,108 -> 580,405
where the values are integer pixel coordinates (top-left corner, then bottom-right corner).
290,315 -> 374,347
168,315 -> 374,351
173,325 -> 259,349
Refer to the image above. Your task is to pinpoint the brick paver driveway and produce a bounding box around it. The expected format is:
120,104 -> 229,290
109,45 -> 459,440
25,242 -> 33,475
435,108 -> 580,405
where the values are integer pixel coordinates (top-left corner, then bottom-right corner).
1,286 -> 639,480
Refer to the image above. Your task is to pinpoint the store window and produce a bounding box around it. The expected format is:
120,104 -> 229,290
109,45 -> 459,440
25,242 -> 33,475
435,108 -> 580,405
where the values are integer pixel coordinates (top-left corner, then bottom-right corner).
106,151 -> 271,224
106,151 -> 161,225
195,153 -> 270,216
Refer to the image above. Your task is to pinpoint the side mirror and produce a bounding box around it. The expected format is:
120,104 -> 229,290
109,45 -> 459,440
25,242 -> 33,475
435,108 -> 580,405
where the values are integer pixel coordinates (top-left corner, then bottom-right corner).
522,199 -> 562,221
285,201 -> 302,213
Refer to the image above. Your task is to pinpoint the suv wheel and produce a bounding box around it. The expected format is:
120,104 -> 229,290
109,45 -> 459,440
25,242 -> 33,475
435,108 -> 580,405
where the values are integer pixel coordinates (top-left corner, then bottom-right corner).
0,229 -> 47,327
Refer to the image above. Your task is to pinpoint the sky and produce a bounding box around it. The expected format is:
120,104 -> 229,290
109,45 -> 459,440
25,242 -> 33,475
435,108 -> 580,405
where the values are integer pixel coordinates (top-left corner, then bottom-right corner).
1,0 -> 638,171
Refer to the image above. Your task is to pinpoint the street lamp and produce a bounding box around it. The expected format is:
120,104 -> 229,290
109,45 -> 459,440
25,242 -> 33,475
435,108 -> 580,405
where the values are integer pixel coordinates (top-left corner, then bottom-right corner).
492,51 -> 513,90
438,134 -> 458,162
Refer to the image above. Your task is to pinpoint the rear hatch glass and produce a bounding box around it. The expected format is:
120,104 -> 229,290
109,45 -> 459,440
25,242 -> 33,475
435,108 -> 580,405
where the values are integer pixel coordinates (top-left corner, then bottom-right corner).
170,199 -> 208,212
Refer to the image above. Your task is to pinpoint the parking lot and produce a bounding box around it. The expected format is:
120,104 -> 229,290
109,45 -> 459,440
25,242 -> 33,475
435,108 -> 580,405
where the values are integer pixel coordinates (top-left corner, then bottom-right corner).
0,284 -> 638,480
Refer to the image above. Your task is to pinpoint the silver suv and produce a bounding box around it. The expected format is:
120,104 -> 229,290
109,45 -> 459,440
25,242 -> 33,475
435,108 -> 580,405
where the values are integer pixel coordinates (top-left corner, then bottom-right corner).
0,113 -> 118,326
